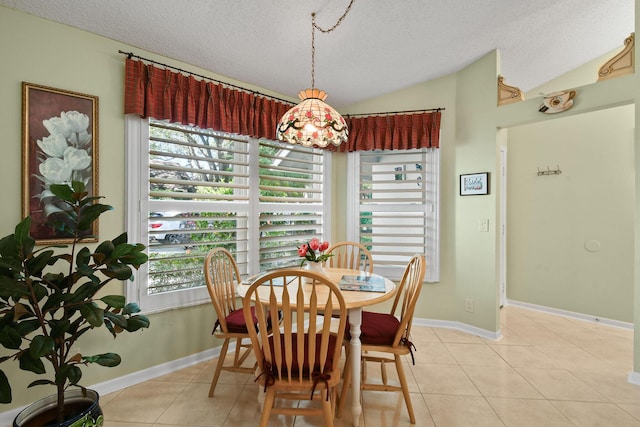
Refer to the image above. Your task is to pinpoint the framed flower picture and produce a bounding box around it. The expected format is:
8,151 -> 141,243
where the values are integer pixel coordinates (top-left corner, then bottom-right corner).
22,82 -> 99,244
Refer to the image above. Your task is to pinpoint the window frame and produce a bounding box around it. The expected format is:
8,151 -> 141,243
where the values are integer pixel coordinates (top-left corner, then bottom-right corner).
125,115 -> 331,314
346,148 -> 440,282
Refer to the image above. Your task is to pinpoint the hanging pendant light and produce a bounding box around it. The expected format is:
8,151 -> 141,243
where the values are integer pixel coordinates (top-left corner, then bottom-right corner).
276,2 -> 355,148
277,88 -> 348,147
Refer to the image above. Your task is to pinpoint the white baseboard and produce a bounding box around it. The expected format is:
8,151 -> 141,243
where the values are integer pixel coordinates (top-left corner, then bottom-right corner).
91,347 -> 218,396
412,317 -> 502,341
628,371 -> 640,386
507,299 -> 634,330
0,344 -> 226,426
508,300 -> 640,388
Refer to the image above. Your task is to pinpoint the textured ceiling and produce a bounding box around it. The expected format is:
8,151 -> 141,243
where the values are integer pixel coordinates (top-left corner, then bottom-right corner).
0,0 -> 634,108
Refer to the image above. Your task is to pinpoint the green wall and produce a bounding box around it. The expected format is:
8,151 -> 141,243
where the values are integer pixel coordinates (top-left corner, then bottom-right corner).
0,7 -> 287,410
507,106 -> 634,321
338,51 -> 504,333
338,73 -> 460,323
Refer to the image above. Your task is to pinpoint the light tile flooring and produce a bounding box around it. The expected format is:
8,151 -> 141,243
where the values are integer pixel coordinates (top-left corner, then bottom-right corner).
100,306 -> 640,426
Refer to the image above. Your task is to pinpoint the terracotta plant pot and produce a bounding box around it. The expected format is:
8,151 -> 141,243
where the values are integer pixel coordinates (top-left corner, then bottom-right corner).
13,389 -> 103,427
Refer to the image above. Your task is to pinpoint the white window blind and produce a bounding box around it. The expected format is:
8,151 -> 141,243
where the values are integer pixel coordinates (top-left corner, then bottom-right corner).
348,148 -> 439,282
126,116 -> 329,313
258,140 -> 327,271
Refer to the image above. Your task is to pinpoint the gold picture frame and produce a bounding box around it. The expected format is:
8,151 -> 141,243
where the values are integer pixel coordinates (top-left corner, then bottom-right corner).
22,82 -> 99,244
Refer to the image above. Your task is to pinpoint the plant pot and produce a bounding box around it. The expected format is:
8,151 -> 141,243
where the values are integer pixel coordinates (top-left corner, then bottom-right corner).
13,389 -> 103,427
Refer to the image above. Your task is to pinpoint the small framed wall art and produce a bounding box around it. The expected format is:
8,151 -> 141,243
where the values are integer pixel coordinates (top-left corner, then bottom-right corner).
22,82 -> 99,244
460,172 -> 489,196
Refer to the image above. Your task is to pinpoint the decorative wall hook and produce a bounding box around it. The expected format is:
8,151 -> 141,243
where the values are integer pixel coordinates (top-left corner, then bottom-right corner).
537,165 -> 562,176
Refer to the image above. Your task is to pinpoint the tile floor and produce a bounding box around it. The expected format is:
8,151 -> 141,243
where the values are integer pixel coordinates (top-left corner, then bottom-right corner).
100,306 -> 640,426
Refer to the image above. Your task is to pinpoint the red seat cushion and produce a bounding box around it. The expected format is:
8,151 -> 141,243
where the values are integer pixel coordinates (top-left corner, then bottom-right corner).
347,311 -> 400,346
260,333 -> 338,400
224,306 -> 256,333
223,307 -> 277,334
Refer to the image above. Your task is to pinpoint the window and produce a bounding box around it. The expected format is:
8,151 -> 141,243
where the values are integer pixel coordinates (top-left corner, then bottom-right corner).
347,149 -> 439,282
126,117 -> 329,313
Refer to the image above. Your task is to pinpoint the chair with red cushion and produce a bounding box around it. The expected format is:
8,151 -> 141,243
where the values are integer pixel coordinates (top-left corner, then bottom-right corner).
324,241 -> 373,273
337,254 -> 426,424
322,241 -> 374,319
242,269 -> 347,427
204,247 -> 265,397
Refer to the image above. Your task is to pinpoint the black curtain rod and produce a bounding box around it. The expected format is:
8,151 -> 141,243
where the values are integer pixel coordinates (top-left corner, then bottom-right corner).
118,50 -> 445,117
344,107 -> 444,118
118,50 -> 296,106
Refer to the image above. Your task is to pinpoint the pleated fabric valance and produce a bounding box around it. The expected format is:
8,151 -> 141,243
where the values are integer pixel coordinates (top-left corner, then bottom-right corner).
124,58 -> 291,139
123,58 -> 441,151
340,111 -> 441,152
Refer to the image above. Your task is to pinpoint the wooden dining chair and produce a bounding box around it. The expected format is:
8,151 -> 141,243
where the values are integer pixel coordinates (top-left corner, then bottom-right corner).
204,247 -> 260,397
324,241 -> 373,273
242,269 -> 347,427
337,254 -> 426,423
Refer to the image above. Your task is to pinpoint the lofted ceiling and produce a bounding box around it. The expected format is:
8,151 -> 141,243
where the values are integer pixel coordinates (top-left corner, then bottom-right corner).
0,0 -> 634,108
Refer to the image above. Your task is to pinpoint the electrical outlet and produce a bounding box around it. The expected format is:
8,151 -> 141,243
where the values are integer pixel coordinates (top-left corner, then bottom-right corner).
464,298 -> 474,313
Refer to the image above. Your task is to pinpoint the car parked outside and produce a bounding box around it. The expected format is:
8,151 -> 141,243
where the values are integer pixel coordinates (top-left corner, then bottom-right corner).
149,212 -> 194,244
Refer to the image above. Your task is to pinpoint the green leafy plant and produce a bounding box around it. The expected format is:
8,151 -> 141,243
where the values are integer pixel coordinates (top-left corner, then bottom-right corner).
0,181 -> 150,423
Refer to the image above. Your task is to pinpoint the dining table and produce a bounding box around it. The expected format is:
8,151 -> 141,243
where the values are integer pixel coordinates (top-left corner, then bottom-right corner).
238,267 -> 397,427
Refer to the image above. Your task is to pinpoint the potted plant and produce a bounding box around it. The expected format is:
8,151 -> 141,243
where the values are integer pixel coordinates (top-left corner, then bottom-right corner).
0,181 -> 150,426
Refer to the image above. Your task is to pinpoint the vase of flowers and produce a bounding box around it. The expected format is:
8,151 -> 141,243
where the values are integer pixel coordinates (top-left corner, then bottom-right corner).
297,238 -> 332,281
305,260 -> 325,275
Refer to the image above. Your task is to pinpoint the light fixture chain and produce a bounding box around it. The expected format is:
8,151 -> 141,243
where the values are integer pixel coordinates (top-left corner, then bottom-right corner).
312,0 -> 355,34
311,13 -> 316,89
310,0 -> 356,89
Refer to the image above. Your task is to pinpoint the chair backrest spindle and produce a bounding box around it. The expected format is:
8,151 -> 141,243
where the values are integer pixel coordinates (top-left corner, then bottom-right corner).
204,247 -> 242,334
243,269 -> 347,401
392,254 -> 426,346
325,241 -> 373,273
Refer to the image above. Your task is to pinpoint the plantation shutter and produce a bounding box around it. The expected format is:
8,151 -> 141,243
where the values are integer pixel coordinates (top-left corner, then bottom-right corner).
146,120 -> 250,294
258,140 -> 326,271
354,148 -> 439,281
143,120 -> 327,296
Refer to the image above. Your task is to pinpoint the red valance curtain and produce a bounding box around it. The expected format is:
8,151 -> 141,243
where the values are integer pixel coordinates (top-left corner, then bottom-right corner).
124,58 -> 441,151
339,111 -> 441,152
124,58 -> 291,140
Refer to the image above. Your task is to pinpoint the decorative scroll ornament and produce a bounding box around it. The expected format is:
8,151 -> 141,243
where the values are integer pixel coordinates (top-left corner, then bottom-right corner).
598,33 -> 635,81
497,75 -> 524,106
538,90 -> 576,114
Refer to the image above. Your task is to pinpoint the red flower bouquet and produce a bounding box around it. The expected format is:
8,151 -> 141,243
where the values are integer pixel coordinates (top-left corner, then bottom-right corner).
297,238 -> 332,266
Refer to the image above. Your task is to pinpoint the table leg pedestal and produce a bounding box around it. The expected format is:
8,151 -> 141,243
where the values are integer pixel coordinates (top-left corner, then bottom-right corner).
348,307 -> 363,427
